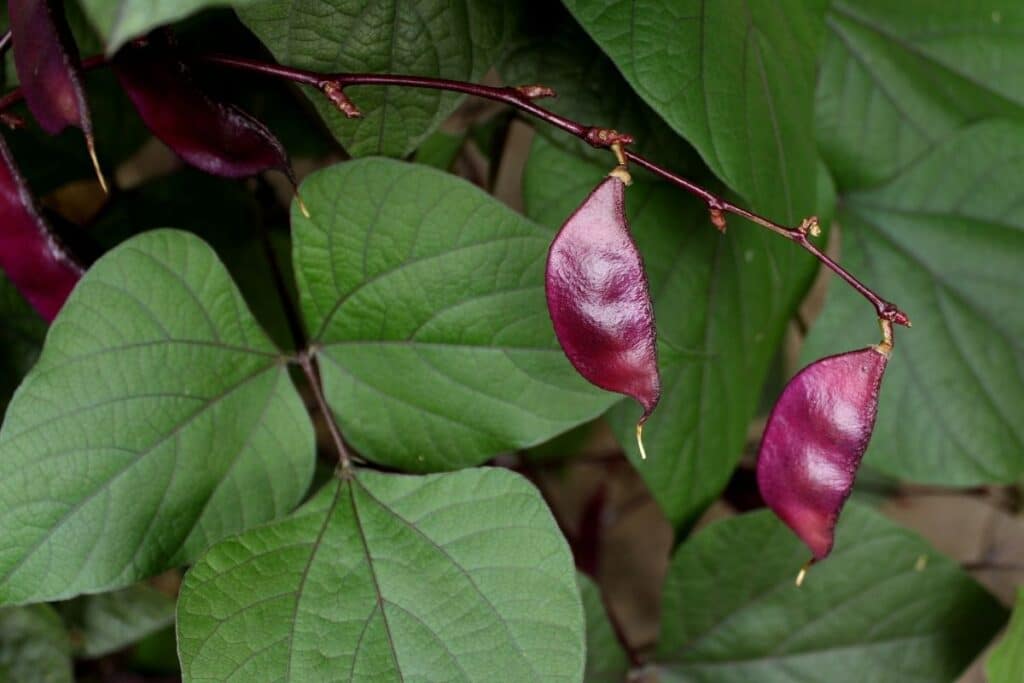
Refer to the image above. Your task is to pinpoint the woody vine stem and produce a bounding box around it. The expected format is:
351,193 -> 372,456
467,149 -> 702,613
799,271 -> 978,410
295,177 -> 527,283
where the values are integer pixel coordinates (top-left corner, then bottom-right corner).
0,46 -> 911,328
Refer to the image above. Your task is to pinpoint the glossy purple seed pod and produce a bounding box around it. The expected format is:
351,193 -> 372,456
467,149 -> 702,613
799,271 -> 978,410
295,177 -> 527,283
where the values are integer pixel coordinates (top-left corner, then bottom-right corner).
0,134 -> 82,321
9,0 -> 90,135
545,173 -> 661,431
9,0 -> 105,189
757,345 -> 889,560
112,36 -> 301,197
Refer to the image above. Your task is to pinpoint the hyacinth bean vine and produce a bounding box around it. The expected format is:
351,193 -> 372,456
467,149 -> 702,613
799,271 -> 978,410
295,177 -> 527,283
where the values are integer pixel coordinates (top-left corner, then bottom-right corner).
0,1 -> 1018,681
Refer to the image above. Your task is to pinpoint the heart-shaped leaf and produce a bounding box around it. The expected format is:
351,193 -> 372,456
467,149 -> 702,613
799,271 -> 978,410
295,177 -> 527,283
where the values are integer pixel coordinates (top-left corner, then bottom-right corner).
524,137 -> 823,528
177,468 -> 584,682
0,604 -> 72,682
816,1 -> 1024,190
0,230 -> 314,604
238,1 -> 518,157
802,120 -> 1024,484
294,158 -> 616,471
561,0 -> 826,225
654,504 -> 1006,681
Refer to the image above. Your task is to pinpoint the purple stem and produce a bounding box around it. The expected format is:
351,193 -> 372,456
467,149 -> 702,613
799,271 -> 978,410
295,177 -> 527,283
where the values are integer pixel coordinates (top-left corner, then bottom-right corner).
0,51 -> 910,326
197,54 -> 910,327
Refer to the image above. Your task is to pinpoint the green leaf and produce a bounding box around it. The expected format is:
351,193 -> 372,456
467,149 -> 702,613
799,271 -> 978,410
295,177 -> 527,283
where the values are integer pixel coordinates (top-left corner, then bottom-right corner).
177,468 -> 584,682
77,0 -> 262,53
816,1 -> 1024,190
0,605 -> 72,683
654,504 -> 1006,682
524,136 -> 819,528
0,230 -> 314,604
802,120 -> 1024,484
577,574 -> 629,683
0,274 -> 44,420
498,1 -> 701,173
61,583 -> 175,658
561,0 -> 826,224
989,589 -> 1024,683
237,1 -> 518,158
294,158 -> 615,471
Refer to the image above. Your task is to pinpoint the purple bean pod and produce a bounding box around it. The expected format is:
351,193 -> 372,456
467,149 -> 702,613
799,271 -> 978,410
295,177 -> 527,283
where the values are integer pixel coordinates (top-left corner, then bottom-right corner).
8,0 -> 105,189
112,35 -> 304,212
757,343 -> 890,560
546,171 -> 660,455
0,134 -> 82,321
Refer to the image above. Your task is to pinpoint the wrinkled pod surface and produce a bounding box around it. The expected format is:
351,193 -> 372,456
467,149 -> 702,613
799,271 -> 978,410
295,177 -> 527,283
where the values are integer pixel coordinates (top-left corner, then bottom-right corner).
757,344 -> 890,559
545,172 -> 660,449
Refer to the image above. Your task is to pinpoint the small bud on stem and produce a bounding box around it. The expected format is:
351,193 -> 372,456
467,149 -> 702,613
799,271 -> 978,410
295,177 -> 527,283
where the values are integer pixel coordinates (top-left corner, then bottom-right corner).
515,84 -> 556,100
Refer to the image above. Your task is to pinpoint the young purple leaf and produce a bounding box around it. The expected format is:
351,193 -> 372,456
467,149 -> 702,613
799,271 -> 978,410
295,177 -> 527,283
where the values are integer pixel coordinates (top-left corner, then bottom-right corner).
8,0 -> 106,191
112,36 -> 308,216
0,134 -> 82,321
757,343 -> 890,560
545,171 -> 660,457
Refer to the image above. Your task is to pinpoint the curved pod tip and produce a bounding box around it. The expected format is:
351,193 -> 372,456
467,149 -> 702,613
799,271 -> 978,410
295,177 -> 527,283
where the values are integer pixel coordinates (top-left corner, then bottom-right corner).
795,558 -> 813,587
756,346 -> 889,560
86,135 -> 109,194
295,191 -> 311,219
545,174 -> 661,450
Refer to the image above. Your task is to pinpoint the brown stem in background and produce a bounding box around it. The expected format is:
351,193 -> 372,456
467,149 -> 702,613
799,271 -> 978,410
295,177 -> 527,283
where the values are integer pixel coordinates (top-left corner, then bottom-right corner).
0,51 -> 911,327
299,352 -> 353,471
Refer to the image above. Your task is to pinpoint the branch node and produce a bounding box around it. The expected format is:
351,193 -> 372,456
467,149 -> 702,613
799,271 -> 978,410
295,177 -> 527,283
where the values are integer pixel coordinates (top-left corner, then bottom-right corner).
798,215 -> 821,237
514,84 -> 556,100
585,127 -> 634,149
880,303 -> 912,328
321,81 -> 362,118
709,207 -> 727,233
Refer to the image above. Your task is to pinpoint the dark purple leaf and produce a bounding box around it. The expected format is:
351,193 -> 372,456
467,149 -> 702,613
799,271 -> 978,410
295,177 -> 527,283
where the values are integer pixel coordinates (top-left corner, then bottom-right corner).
0,134 -> 82,321
112,36 -> 301,204
8,0 -> 105,190
545,173 -> 660,454
757,346 -> 889,560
